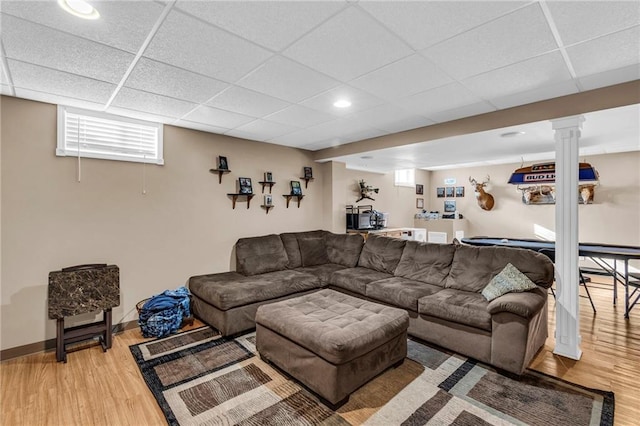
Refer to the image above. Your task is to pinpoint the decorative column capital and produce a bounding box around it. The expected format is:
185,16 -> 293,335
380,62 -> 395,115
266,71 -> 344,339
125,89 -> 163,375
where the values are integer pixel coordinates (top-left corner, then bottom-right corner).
551,115 -> 585,131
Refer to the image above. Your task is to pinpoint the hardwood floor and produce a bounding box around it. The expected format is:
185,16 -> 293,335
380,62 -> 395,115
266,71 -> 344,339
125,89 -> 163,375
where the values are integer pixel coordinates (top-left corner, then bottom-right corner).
1,279 -> 638,425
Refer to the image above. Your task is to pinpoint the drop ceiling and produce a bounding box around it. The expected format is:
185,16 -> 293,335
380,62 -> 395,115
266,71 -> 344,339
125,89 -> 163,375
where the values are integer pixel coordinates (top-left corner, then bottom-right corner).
1,1 -> 639,171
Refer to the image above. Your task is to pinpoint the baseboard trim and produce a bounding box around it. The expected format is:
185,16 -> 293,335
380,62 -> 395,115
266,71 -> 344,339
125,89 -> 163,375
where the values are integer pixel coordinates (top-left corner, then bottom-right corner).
0,319 -> 140,361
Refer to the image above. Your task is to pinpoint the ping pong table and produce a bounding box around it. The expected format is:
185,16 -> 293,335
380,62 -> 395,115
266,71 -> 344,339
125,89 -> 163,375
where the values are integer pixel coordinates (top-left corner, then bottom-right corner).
461,237 -> 640,318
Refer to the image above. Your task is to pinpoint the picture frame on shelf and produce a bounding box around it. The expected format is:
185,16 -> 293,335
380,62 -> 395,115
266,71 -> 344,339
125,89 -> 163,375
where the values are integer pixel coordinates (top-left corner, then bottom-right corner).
218,156 -> 228,170
437,187 -> 445,198
290,180 -> 302,195
264,194 -> 273,206
445,187 -> 455,197
265,171 -> 273,182
303,167 -> 313,179
416,198 -> 424,209
444,200 -> 456,213
239,177 -> 253,194
416,184 -> 424,195
455,186 -> 465,197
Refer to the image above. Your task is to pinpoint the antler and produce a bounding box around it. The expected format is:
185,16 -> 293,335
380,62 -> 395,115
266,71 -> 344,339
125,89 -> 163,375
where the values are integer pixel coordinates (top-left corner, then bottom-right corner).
469,176 -> 476,185
484,175 -> 490,183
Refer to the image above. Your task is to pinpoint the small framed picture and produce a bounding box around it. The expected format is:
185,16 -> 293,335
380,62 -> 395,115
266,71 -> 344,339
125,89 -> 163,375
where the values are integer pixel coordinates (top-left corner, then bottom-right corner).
238,177 -> 253,194
455,186 -> 465,197
444,200 -> 456,213
416,184 -> 424,195
264,171 -> 273,182
445,187 -> 455,197
303,166 -> 313,179
218,156 -> 228,170
290,180 -> 302,195
264,194 -> 273,206
416,198 -> 424,209
437,187 -> 445,198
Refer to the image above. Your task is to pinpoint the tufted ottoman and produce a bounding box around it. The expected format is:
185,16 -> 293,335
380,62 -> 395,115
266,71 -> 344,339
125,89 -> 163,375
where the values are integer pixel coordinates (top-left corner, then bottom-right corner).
255,289 -> 409,407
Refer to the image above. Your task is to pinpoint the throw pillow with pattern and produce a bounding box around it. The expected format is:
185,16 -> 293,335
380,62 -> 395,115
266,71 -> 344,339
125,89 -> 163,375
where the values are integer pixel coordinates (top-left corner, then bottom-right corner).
482,263 -> 538,301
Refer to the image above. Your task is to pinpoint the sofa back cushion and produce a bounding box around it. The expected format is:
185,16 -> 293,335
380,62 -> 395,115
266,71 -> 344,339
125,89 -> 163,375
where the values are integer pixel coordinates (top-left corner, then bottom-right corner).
325,232 -> 365,267
280,230 -> 326,268
444,244 -> 554,293
236,234 -> 289,276
298,236 -> 330,266
358,234 -> 407,274
394,241 -> 456,287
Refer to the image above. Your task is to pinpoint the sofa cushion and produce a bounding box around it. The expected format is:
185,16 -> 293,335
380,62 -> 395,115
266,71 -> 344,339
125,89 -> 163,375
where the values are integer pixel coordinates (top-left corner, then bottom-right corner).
365,277 -> 442,311
394,241 -> 456,287
445,244 -> 554,293
418,289 -> 492,332
325,233 -> 365,267
482,263 -> 538,301
330,267 -> 393,295
236,234 -> 289,276
296,263 -> 347,285
299,236 -> 330,266
357,234 -> 407,274
188,270 -> 321,310
280,230 -> 326,269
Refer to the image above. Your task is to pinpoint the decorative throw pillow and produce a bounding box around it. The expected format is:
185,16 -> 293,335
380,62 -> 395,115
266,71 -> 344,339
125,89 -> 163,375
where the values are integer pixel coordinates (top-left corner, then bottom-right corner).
482,263 -> 538,301
298,237 -> 330,267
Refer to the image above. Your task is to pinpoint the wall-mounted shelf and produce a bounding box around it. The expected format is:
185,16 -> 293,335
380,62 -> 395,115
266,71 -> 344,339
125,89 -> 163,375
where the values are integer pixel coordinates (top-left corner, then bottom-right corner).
227,193 -> 254,209
283,194 -> 304,208
210,168 -> 231,184
261,205 -> 275,214
300,177 -> 314,188
258,181 -> 276,194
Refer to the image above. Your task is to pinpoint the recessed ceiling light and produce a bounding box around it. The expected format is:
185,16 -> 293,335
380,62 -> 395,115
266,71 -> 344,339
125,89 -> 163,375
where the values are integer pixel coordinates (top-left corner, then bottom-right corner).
58,0 -> 100,19
360,155 -> 373,159
500,131 -> 525,138
333,99 -> 352,108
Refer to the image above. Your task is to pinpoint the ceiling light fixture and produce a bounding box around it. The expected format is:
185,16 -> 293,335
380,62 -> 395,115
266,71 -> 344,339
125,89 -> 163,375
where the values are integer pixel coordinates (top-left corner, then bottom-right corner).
58,0 -> 100,19
360,155 -> 373,159
500,131 -> 525,138
333,99 -> 352,108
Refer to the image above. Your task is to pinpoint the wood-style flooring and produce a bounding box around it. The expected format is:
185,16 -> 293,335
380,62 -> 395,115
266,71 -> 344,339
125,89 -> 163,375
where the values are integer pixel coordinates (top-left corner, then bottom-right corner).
1,278 -> 638,425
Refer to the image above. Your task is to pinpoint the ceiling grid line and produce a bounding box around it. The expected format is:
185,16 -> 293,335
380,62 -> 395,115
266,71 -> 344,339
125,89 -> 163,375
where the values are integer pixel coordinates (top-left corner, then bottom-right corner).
0,40 -> 15,96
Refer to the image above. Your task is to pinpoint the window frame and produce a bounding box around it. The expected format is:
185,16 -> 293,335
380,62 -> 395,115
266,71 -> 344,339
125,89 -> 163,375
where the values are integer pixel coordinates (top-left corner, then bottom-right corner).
394,168 -> 415,187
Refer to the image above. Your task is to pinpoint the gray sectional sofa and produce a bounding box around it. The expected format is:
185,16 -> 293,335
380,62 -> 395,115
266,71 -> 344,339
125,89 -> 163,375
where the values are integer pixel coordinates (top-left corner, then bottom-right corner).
189,230 -> 554,375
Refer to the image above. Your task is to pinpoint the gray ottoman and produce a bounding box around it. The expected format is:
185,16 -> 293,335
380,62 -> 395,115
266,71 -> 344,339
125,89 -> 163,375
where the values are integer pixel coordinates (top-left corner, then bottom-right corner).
255,289 -> 409,407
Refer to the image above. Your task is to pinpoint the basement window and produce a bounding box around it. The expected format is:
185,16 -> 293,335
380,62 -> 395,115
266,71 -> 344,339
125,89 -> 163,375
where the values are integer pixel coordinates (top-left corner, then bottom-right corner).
57,106 -> 164,165
394,168 -> 415,187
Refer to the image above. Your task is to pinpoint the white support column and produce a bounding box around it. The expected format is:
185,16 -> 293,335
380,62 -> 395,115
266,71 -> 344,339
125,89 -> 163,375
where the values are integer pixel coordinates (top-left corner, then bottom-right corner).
551,115 -> 584,360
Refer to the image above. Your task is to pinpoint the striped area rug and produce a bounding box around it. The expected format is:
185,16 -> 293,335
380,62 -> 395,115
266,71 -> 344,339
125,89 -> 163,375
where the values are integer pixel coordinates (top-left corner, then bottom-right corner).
130,326 -> 614,426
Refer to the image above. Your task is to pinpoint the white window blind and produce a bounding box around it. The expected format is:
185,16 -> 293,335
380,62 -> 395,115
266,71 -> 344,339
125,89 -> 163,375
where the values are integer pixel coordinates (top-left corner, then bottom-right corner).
394,168 -> 415,187
57,106 -> 164,165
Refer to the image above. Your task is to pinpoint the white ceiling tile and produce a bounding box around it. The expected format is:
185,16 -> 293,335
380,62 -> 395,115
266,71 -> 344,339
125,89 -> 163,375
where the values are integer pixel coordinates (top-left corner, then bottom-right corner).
350,54 -> 453,100
427,101 -> 497,123
578,64 -> 640,91
463,52 -> 572,100
1,14 -> 134,84
283,7 -> 413,81
175,1 -> 346,51
488,80 -> 579,110
422,4 -> 558,80
173,120 -> 230,135
400,82 -> 484,117
226,119 -> 299,142
360,1 -> 527,50
9,60 -> 115,104
206,86 -> 290,117
345,104 -> 434,133
1,63 -> 10,85
112,87 -> 197,119
567,26 -> 640,78
144,10 -> 272,82
106,106 -> 175,125
272,128 -> 319,148
547,2 -> 640,46
300,84 -> 385,116
15,87 -> 106,111
1,84 -> 13,96
125,58 -> 228,104
237,56 -> 339,103
264,105 -> 334,128
1,1 -> 166,53
182,105 -> 256,128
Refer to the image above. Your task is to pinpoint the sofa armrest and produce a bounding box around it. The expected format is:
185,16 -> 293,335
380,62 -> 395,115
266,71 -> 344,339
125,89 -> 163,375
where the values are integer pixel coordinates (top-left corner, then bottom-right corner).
486,287 -> 547,319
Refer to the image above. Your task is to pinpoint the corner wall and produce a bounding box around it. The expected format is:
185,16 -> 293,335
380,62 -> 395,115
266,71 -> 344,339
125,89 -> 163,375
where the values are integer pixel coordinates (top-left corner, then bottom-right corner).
0,96 -> 324,350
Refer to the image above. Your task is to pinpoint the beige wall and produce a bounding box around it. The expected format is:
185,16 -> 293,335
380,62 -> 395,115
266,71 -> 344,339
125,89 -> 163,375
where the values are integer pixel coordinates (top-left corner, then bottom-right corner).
428,152 -> 640,246
0,96 -> 325,350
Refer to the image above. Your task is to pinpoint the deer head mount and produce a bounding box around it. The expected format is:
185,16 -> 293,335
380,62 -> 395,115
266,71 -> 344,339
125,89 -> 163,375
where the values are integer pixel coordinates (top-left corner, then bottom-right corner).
469,175 -> 495,211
